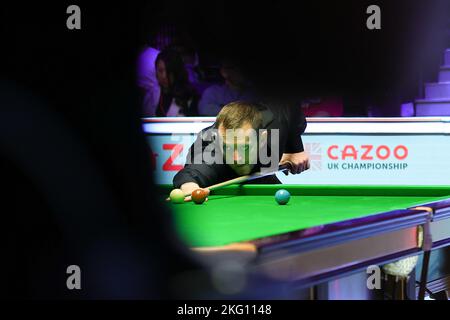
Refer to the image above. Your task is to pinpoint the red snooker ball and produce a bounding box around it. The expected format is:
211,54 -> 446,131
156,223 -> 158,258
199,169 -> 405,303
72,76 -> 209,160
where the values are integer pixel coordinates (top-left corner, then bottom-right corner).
191,189 -> 207,204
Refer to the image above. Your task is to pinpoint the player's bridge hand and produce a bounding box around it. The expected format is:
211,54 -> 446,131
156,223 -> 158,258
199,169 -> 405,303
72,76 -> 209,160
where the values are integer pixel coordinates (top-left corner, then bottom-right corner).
279,151 -> 310,175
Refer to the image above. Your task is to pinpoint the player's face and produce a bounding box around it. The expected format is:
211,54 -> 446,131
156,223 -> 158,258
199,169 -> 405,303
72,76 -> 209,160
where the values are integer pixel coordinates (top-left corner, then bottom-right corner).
219,123 -> 256,175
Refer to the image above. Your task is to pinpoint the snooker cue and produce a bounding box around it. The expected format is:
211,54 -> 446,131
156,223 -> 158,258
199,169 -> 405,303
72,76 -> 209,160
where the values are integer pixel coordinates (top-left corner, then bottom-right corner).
166,164 -> 291,201
206,174 -> 252,191
205,164 -> 291,192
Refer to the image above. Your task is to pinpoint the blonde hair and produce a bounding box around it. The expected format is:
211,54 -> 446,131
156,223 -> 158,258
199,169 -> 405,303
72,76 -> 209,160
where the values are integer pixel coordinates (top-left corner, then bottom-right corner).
216,101 -> 263,129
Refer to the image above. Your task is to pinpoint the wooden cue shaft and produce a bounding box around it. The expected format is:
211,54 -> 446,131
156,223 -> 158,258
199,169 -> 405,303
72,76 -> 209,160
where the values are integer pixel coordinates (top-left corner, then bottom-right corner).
207,175 -> 251,191
165,175 -> 251,201
199,164 -> 289,193
166,165 -> 289,201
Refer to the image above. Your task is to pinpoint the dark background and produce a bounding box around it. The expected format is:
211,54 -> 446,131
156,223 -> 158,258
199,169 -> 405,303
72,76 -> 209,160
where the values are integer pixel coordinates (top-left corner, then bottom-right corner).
1,0 -> 450,299
2,1 -> 450,115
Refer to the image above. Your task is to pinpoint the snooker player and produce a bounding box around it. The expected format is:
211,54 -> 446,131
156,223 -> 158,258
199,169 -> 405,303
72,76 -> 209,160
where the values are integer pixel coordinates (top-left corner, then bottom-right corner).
173,101 -> 310,198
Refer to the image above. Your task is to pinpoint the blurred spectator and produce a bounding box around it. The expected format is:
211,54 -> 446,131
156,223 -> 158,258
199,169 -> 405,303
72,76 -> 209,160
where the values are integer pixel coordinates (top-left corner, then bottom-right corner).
166,43 -> 210,95
138,24 -> 206,116
137,46 -> 160,111
198,59 -> 254,116
143,49 -> 199,117
300,97 -> 344,117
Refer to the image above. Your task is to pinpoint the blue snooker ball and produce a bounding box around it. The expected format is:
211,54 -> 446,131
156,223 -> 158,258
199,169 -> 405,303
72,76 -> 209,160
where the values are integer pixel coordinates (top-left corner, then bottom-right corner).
275,189 -> 290,205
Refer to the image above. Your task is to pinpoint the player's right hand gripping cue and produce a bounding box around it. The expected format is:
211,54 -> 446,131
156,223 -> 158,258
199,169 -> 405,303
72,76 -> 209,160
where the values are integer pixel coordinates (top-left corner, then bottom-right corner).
279,151 -> 310,175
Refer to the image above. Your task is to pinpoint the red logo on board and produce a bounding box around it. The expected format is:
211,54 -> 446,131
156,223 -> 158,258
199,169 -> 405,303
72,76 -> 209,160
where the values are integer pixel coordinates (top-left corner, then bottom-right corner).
327,145 -> 408,161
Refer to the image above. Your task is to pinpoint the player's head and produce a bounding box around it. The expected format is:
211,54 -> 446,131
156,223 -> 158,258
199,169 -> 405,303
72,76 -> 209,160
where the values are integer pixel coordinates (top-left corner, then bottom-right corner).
216,101 -> 265,175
